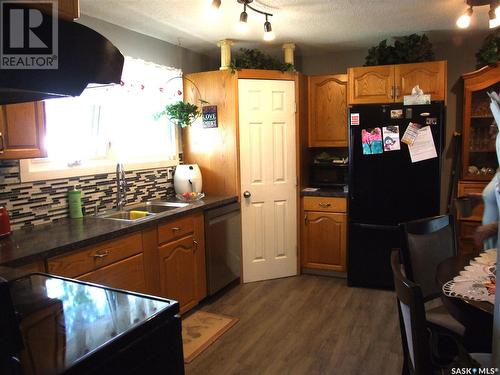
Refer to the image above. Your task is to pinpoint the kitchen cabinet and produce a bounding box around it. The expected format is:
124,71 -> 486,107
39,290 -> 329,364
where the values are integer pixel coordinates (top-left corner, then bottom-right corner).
460,64 -> 500,181
47,232 -> 148,294
0,102 -> 47,160
456,180 -> 487,256
348,61 -> 447,104
30,0 -> 80,20
157,212 -> 206,313
308,74 -> 348,147
302,197 -> 347,272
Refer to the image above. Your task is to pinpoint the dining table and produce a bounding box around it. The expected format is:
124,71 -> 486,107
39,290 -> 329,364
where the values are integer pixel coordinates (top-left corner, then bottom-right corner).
437,254 -> 494,352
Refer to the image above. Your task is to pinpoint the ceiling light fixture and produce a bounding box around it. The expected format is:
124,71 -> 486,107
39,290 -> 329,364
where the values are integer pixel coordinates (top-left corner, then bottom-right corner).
217,0 -> 276,41
489,2 -> 500,28
456,0 -> 499,29
211,0 -> 221,10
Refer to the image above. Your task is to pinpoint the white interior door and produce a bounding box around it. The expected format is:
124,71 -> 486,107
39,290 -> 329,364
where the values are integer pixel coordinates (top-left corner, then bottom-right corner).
238,79 -> 297,283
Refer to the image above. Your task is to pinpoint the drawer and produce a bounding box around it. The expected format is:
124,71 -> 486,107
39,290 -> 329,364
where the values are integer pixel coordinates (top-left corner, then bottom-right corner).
47,232 -> 143,278
457,181 -> 486,221
158,215 -> 195,244
303,197 -> 346,213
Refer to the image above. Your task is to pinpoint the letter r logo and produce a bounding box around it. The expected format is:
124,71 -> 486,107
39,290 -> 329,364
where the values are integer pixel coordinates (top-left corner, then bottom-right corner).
9,8 -> 48,49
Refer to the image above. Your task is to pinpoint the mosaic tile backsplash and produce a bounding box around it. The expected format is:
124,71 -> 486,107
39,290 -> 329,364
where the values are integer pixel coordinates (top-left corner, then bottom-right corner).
0,160 -> 175,230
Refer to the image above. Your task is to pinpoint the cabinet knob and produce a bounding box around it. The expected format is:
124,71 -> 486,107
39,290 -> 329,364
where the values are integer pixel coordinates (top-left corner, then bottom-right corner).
193,240 -> 199,252
243,191 -> 251,199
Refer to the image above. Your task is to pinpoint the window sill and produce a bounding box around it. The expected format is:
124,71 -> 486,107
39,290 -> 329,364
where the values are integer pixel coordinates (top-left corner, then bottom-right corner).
19,157 -> 179,183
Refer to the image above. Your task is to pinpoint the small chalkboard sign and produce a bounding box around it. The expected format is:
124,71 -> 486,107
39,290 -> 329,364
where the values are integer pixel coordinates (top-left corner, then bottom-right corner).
202,105 -> 218,128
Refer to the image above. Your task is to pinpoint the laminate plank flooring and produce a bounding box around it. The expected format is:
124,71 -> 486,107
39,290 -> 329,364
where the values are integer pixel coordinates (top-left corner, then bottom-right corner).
185,275 -> 403,375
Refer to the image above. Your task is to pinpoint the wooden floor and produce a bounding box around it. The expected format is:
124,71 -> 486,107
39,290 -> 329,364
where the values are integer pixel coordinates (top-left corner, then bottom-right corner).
185,275 -> 403,375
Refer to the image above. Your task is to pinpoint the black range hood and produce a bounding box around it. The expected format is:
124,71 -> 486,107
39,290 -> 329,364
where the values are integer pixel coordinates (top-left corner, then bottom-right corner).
0,17 -> 124,105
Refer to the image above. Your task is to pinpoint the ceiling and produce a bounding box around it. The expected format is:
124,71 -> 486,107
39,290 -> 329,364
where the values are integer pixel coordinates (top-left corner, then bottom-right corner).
80,0 -> 494,56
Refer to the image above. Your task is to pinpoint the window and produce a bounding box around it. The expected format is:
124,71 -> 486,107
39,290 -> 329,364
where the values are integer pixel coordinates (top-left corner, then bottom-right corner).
20,57 -> 182,182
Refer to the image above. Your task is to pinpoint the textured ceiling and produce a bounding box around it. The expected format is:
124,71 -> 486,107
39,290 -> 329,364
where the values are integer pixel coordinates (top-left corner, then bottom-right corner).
80,0 -> 494,55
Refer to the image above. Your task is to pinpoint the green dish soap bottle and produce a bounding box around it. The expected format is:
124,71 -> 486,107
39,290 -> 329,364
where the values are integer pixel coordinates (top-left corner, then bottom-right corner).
68,187 -> 83,219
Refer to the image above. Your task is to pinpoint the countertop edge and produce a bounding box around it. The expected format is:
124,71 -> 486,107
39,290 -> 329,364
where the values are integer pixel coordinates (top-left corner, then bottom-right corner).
0,196 -> 238,268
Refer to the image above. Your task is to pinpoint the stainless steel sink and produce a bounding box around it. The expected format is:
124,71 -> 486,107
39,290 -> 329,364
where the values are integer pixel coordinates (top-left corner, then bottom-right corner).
97,201 -> 190,222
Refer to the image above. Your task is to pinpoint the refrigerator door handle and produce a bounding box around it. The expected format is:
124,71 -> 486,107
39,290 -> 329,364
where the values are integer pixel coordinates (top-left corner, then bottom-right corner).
355,223 -> 400,231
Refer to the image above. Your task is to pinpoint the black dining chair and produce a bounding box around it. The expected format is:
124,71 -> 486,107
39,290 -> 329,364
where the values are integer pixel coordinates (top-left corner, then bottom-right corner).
399,215 -> 465,337
391,251 -> 490,375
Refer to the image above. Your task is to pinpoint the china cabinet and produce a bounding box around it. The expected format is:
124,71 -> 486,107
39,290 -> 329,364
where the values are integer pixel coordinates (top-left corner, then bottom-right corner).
457,64 -> 500,255
461,64 -> 500,181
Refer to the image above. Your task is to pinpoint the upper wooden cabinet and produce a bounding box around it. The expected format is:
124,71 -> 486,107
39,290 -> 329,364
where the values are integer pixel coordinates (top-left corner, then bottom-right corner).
348,61 -> 447,104
308,74 -> 348,147
348,65 -> 394,104
460,64 -> 500,181
30,0 -> 80,20
0,102 -> 47,160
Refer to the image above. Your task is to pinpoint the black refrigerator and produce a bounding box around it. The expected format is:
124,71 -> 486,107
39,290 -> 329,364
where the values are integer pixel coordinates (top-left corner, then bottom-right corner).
347,103 -> 445,289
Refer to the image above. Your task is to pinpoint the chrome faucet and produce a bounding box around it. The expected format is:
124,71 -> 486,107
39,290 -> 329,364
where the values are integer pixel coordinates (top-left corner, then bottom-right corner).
116,163 -> 127,211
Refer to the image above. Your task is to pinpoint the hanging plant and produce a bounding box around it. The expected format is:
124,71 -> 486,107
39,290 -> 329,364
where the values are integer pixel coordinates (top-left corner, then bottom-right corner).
364,34 -> 435,66
230,48 -> 295,73
154,77 -> 208,127
476,30 -> 500,69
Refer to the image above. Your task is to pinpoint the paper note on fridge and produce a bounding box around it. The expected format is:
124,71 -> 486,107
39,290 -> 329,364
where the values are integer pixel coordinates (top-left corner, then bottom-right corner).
408,126 -> 437,163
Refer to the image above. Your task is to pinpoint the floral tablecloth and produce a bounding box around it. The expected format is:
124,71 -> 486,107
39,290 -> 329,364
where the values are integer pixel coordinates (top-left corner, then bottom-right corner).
442,249 -> 496,304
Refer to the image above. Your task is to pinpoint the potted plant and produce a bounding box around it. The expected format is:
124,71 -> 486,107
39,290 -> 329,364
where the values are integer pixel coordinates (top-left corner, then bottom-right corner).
155,99 -> 207,128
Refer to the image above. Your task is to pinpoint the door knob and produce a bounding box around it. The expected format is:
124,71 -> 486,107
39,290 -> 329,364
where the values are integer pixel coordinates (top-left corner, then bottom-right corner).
243,191 -> 251,198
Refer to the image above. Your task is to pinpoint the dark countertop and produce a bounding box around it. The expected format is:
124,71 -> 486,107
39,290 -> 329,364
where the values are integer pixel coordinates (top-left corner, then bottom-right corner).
0,195 -> 237,268
301,188 -> 348,198
10,273 -> 179,373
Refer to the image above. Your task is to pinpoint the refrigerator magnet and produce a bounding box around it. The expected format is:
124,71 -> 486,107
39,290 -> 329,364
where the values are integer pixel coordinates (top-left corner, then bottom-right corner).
351,113 -> 360,126
405,108 -> 413,119
382,126 -> 401,151
401,122 -> 421,146
362,128 -> 383,155
390,109 -> 403,119
426,117 -> 438,125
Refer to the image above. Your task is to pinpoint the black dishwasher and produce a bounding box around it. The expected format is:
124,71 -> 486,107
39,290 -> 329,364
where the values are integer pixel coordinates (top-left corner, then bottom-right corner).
205,202 -> 242,296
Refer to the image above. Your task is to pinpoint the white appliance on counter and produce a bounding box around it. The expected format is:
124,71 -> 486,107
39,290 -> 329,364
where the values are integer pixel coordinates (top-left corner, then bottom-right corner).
173,164 -> 203,194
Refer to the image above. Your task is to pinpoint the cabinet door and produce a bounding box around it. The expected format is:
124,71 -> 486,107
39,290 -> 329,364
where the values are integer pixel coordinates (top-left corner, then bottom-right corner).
0,102 -> 47,159
302,212 -> 346,272
348,65 -> 394,104
77,253 -> 147,294
395,61 -> 447,102
308,75 -> 348,147
158,235 -> 197,313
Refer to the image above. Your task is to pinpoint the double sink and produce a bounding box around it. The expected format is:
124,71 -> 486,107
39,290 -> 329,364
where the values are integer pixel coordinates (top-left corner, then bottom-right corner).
97,201 -> 190,222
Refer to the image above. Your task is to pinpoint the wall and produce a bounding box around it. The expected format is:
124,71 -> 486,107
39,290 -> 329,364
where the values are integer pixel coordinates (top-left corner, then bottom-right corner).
300,31 -> 491,212
0,17 -> 215,230
78,15 -> 219,73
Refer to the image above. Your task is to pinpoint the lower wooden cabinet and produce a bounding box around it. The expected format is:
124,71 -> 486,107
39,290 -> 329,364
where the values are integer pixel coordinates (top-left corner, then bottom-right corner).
77,253 -> 147,294
301,197 -> 347,272
44,212 -> 207,315
158,235 -> 198,313
157,213 -> 206,314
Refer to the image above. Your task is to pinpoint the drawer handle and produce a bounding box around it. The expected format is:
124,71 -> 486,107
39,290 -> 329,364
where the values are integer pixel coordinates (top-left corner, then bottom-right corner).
92,251 -> 110,259
171,227 -> 181,232
319,203 -> 331,208
193,240 -> 199,252
0,132 -> 4,154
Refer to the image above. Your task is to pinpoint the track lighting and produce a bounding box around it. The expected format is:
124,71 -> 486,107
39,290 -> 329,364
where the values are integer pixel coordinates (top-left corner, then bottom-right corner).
489,3 -> 500,28
456,0 -> 499,29
211,0 -> 221,9
263,16 -> 275,41
456,6 -> 473,28
237,4 -> 248,33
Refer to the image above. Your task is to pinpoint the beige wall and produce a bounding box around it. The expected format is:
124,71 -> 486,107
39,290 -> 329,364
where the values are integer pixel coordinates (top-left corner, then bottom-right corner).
299,31 -> 491,212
